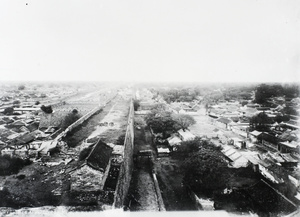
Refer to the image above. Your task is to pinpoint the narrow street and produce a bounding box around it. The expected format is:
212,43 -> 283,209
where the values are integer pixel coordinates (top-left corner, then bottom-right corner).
126,116 -> 196,211
125,122 -> 160,211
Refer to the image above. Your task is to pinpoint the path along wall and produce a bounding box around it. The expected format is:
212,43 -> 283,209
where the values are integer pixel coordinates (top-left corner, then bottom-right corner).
55,95 -> 117,142
113,99 -> 134,208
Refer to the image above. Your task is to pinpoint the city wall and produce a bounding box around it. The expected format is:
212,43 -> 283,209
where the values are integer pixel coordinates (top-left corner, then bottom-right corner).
55,95 -> 116,142
113,99 -> 134,208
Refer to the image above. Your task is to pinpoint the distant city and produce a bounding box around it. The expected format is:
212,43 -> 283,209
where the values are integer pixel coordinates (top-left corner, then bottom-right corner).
0,82 -> 299,216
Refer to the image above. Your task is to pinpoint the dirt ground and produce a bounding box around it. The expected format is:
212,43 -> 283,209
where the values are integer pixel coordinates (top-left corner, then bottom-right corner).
128,162 -> 159,211
154,157 -> 197,211
62,99 -> 115,148
85,97 -> 129,145
126,118 -> 160,211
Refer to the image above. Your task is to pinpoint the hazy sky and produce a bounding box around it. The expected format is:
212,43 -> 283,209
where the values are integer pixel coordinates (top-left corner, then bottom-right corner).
0,0 -> 299,83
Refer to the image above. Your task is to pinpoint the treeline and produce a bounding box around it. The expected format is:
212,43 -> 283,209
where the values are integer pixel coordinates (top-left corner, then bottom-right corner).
158,88 -> 200,103
254,83 -> 300,104
223,86 -> 254,101
250,111 -> 293,131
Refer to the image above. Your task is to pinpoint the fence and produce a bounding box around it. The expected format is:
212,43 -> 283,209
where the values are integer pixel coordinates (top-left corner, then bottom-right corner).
113,99 -> 134,208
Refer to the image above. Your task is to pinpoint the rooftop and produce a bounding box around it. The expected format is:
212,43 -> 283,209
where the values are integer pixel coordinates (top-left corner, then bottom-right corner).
86,139 -> 113,172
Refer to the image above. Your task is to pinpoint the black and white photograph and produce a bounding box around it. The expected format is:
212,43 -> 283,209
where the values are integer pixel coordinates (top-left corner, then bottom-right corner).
0,1 -> 299,216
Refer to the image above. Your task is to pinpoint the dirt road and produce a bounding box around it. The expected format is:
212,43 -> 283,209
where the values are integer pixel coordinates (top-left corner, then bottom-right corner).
126,121 -> 160,211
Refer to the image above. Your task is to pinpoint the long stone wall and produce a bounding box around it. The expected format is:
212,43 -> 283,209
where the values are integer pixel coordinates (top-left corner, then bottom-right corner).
113,99 -> 134,208
55,95 -> 117,142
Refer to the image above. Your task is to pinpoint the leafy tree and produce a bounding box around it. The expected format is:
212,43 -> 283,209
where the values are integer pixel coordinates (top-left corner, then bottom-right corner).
133,99 -> 140,111
18,84 -> 25,90
250,112 -> 273,131
61,109 -> 81,129
282,84 -> 300,98
174,137 -> 221,156
282,106 -> 298,116
3,107 -> 14,115
181,147 -> 229,195
159,88 -> 199,103
172,113 -> 196,130
116,134 -> 126,145
0,155 -> 31,176
241,100 -> 248,106
274,114 -> 290,123
40,105 -> 53,114
13,100 -> 20,105
145,110 -> 177,138
254,84 -> 283,104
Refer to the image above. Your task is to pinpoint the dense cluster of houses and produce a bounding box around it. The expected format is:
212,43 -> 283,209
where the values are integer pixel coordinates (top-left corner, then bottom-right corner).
136,88 -> 300,205
0,108 -> 65,158
206,98 -> 300,203
0,83 -> 104,159
0,86 -> 74,159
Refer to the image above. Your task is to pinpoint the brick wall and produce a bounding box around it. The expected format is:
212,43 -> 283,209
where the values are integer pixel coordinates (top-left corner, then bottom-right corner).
113,99 -> 134,208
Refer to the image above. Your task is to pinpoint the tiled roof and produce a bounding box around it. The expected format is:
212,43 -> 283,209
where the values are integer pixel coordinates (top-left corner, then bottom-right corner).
86,140 -> 113,172
250,130 -> 262,137
217,117 -> 231,124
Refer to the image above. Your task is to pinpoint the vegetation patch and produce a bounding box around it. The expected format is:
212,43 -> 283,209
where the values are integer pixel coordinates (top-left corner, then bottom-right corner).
79,144 -> 95,161
0,155 -> 31,176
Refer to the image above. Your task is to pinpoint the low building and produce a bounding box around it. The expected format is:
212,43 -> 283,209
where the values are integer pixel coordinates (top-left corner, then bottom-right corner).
257,132 -> 278,152
177,129 -> 195,141
228,137 -> 246,149
230,125 -> 249,138
249,130 -> 262,143
258,163 -> 288,184
215,117 -> 232,130
278,141 -> 300,154
157,147 -> 170,157
37,140 -> 58,155
167,135 -> 182,147
68,139 -> 120,206
221,146 -> 249,168
279,153 -> 298,167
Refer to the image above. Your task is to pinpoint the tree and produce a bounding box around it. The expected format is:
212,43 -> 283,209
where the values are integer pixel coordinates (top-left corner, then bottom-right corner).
18,84 -> 25,90
13,100 -> 20,105
35,101 -> 40,105
174,137 -> 221,156
40,105 -> 53,114
283,106 -> 298,116
3,107 -> 14,115
145,110 -> 177,138
282,84 -> 300,98
250,112 -> 273,131
0,155 -> 31,175
133,99 -> 140,111
172,114 -> 196,130
61,109 -> 81,129
274,114 -> 290,123
241,100 -> 248,107
181,148 -> 229,195
254,84 -> 283,104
